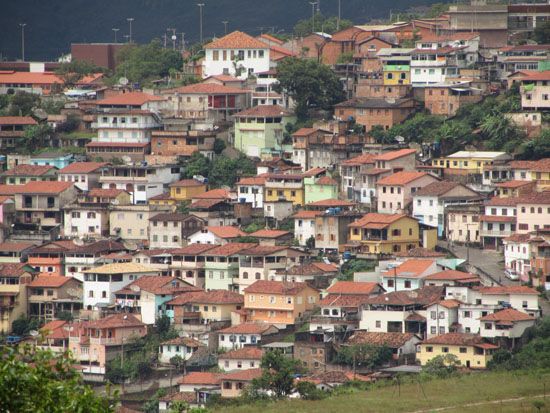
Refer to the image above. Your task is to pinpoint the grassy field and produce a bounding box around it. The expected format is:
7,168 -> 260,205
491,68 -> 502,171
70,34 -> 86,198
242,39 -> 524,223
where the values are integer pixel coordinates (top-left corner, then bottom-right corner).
215,370 -> 550,413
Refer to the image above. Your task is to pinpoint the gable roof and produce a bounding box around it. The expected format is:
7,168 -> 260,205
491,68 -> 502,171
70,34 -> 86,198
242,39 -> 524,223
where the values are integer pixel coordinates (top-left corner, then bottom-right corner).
169,83 -> 248,95
219,347 -> 264,360
477,286 -> 538,295
0,116 -> 37,126
16,181 -> 73,194
244,280 -> 317,295
249,229 -> 291,239
414,181 -> 463,197
193,188 -> 231,200
327,281 -> 380,295
218,322 -> 278,335
376,171 -> 431,186
167,290 -> 244,305
479,308 -> 535,322
348,331 -> 418,348
59,162 -> 108,174
233,105 -> 289,118
117,276 -> 201,295
383,259 -> 435,278
204,226 -> 246,239
178,372 -> 221,385
83,262 -> 160,275
366,286 -> 445,306
220,368 -> 263,382
88,188 -> 128,198
203,242 -> 257,257
169,178 -> 205,188
2,165 -> 56,177
340,153 -> 377,166
205,31 -> 268,50
349,213 -> 409,229
29,275 -> 77,288
422,333 -> 498,348
374,149 -> 417,161
0,263 -> 35,277
86,313 -> 145,329
425,270 -> 480,282
96,92 -> 164,106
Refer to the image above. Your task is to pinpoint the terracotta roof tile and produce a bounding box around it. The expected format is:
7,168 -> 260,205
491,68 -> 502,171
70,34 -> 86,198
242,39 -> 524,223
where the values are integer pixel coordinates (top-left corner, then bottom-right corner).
374,149 -> 417,161
88,188 -> 127,198
479,308 -> 535,322
376,171 -> 431,186
168,83 -> 248,95
495,180 -> 535,189
178,372 -> 221,385
219,347 -> 264,360
240,245 -> 288,255
205,226 -> 246,239
2,165 -> 56,177
292,128 -> 318,137
16,181 -> 73,194
0,263 -> 35,277
0,116 -> 37,126
204,243 -> 257,256
161,337 -> 204,347
341,153 -> 377,166
234,105 -> 290,117
312,262 -> 339,273
189,199 -> 227,209
237,175 -> 268,185
477,286 -> 538,295
168,290 -> 244,305
504,233 -> 532,243
83,262 -> 160,275
348,331 -> 418,348
205,31 -> 268,49
172,244 -> 217,255
0,241 -> 35,252
435,299 -> 462,309
0,72 -> 63,86
59,162 -> 108,174
425,270 -> 479,282
193,188 -> 231,200
480,215 -> 516,223
275,262 -> 338,276
319,294 -> 371,307
218,323 -> 278,335
422,333 -> 498,348
0,184 -> 24,195
327,281 -> 380,295
315,176 -> 338,185
292,210 -> 323,219
29,275 -> 76,288
383,259 -> 435,278
244,280 -> 317,295
349,213 -> 408,229
366,286 -> 445,306
117,276 -> 200,295
159,392 -> 197,403
221,368 -> 262,382
249,229 -> 290,238
414,181 -> 462,197
306,199 -> 355,207
86,313 -> 145,329
96,91 -> 165,106
170,179 -> 205,188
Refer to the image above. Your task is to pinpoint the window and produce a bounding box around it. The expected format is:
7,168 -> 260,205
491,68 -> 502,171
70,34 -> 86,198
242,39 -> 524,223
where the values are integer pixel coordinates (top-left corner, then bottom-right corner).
426,346 -> 433,352
375,320 -> 381,328
404,280 -> 411,288
430,326 -> 436,334
459,347 -> 467,354
442,347 -> 449,353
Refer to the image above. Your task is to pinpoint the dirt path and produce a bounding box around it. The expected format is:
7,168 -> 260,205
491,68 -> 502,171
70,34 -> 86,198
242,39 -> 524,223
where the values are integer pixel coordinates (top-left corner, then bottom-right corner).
408,393 -> 547,413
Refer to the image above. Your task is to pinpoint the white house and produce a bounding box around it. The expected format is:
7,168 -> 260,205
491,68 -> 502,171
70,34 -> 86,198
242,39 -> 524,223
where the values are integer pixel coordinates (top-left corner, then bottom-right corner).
479,308 -> 536,340
203,31 -> 270,80
188,226 -> 245,245
381,259 -> 439,291
236,176 -> 266,208
158,337 -> 204,364
292,210 -> 321,247
218,346 -> 264,371
64,205 -> 109,239
503,234 -> 531,280
82,263 -> 160,310
217,323 -> 279,350
426,299 -> 460,338
95,110 -> 163,144
99,164 -> 181,204
58,162 -> 109,191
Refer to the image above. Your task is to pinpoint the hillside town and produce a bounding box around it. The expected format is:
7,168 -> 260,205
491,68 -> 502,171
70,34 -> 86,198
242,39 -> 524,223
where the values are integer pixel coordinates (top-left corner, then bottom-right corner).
2,0 -> 550,411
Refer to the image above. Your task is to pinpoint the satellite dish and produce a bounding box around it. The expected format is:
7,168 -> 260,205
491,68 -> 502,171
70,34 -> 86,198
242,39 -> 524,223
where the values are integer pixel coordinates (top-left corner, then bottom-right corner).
123,241 -> 138,251
394,135 -> 405,143
73,238 -> 84,246
122,156 -> 132,164
119,77 -> 129,86
29,330 -> 39,337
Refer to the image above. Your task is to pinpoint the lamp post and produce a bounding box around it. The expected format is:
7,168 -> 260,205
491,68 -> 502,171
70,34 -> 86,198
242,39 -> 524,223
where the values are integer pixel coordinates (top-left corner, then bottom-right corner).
127,18 -> 134,43
197,3 -> 205,44
309,2 -> 318,33
337,0 -> 342,31
222,20 -> 228,35
112,28 -> 120,43
19,23 -> 26,62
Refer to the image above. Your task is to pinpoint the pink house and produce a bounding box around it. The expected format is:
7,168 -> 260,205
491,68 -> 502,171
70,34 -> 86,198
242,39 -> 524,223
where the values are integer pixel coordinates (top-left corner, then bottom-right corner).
376,171 -> 439,214
69,313 -> 146,376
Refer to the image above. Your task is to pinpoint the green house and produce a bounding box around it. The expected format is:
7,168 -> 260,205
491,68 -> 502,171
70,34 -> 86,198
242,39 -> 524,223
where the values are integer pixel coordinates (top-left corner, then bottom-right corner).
304,175 -> 339,204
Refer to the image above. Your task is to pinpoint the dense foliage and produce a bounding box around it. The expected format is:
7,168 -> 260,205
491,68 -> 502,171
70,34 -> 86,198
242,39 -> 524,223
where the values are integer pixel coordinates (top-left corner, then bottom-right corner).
250,351 -> 302,397
339,259 -> 376,281
182,152 -> 256,188
333,344 -> 393,370
0,345 -> 115,412
274,57 -> 345,120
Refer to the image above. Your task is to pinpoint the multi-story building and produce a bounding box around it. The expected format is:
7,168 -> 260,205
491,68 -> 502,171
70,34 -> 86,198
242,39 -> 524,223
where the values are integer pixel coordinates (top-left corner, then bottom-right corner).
236,176 -> 266,209
479,308 -> 536,342
340,153 -> 377,202
82,262 -> 160,310
218,324 -> 278,351
500,45 -> 550,78
203,31 -> 270,79
480,197 -> 518,250
110,204 -> 174,242
188,226 -> 245,245
94,110 -> 163,144
264,173 -> 304,206
348,213 -> 421,256
0,116 -> 37,150
424,82 -> 484,117
381,259 -> 439,292
233,105 -> 294,158
203,243 -> 255,292
64,239 -> 126,281
27,275 -> 82,322
165,290 -> 244,324
243,280 -> 319,327
292,210 -> 322,247
445,203 -> 484,244
58,162 -> 109,191
377,171 -> 440,214
99,164 -> 181,204
149,213 -> 205,249
63,202 -> 111,239
431,151 -> 512,181
519,71 -> 550,111
413,181 -> 481,236
334,98 -> 416,132
516,193 -> 550,234
150,130 -> 216,158
1,164 -> 58,185
0,263 -> 35,334
503,233 -> 531,282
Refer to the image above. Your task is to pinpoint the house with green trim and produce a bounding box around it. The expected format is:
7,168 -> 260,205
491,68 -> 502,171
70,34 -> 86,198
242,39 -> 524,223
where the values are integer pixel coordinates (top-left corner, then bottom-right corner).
204,243 -> 256,292
304,175 -> 339,204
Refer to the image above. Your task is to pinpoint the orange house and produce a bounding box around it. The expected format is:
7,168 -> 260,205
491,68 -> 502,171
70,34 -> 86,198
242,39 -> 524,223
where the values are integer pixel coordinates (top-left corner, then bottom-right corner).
243,280 -> 320,326
27,240 -> 76,276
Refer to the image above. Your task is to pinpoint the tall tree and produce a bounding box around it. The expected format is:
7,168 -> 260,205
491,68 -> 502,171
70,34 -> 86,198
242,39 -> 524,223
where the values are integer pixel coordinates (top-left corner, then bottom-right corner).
274,57 -> 345,120
251,351 -> 301,397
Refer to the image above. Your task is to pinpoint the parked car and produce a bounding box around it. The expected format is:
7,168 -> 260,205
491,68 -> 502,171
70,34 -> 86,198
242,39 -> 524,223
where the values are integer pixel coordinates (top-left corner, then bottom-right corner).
505,269 -> 519,281
5,335 -> 22,345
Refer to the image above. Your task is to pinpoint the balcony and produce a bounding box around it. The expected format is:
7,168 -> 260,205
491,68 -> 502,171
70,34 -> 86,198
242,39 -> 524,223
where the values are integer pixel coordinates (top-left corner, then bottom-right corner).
99,175 -> 147,183
480,229 -> 514,237
89,337 -> 121,345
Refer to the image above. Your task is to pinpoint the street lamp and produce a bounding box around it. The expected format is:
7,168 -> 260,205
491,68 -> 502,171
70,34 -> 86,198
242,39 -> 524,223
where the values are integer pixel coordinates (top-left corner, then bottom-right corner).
19,23 -> 26,62
197,3 -> 205,44
127,18 -> 134,43
337,0 -> 342,31
222,20 -> 228,35
112,28 -> 120,43
309,2 -> 318,33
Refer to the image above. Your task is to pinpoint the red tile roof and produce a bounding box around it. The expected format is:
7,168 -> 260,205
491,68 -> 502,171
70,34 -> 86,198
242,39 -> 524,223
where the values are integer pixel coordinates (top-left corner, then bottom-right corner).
170,178 -> 206,188
376,171 -> 431,186
172,244 -> 217,255
292,210 -> 323,219
118,276 -> 201,295
244,280 -> 317,295
205,226 -> 246,239
504,233 -> 532,243
479,308 -> 535,322
86,313 -> 145,329
219,347 -> 264,360
0,116 -> 37,126
237,176 -> 268,185
312,262 -> 339,273
16,181 -> 73,194
374,149 -> 417,161
327,281 -> 380,295
234,105 -> 290,117
414,181 -> 462,197
0,184 -> 24,195
161,337 -> 204,347
88,188 -> 127,198
2,165 -> 55,176
205,31 -> 268,49
384,259 -> 435,278
59,162 -> 108,174
319,294 -> 371,307
218,322 -> 278,335
40,320 -> 69,340
349,213 -> 408,229
422,333 -> 498,348
292,127 -> 318,137
366,286 -> 445,306
96,91 -> 165,106
0,241 -> 35,252
29,275 -> 75,288
341,153 -> 377,166
495,180 -> 535,189
424,270 -> 479,282
249,229 -> 291,239
204,243 -> 257,256
348,331 -> 418,348
240,245 -> 288,255
0,263 -> 35,277
0,71 -> 63,86
193,188 -> 231,199
221,368 -> 262,382
189,199 -> 227,209
168,83 -> 248,95
315,176 -> 338,186
168,290 -> 244,305
435,299 -> 462,309
394,248 -> 446,258
178,372 -> 221,385
477,286 -> 538,295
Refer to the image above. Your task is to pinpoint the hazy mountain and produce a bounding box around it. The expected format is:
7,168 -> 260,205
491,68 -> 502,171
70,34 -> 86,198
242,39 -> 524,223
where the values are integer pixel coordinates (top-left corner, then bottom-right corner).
0,0 -> 441,62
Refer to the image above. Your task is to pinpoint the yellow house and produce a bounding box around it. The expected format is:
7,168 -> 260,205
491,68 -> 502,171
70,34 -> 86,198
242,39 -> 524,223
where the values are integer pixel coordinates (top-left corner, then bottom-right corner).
243,280 -> 320,326
264,174 -> 304,206
417,333 -> 498,369
0,263 -> 35,334
348,213 -> 420,255
431,151 -> 512,176
166,290 -> 244,324
169,179 -> 207,202
383,64 -> 410,85
510,159 -> 550,191
148,192 -> 177,207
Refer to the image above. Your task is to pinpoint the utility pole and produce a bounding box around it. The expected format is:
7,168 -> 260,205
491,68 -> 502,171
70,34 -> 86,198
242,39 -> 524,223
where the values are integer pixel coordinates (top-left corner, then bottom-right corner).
222,21 -> 228,35
127,17 -> 134,43
123,34 -> 130,43
168,28 -> 177,50
180,32 -> 186,53
19,23 -> 26,62
309,2 -> 317,33
163,33 -> 168,48
112,28 -> 120,43
337,0 -> 342,31
197,3 -> 205,44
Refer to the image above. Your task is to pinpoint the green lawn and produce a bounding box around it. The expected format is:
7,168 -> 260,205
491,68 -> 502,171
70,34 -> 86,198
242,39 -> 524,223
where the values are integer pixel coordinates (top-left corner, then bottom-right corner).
214,370 -> 550,413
